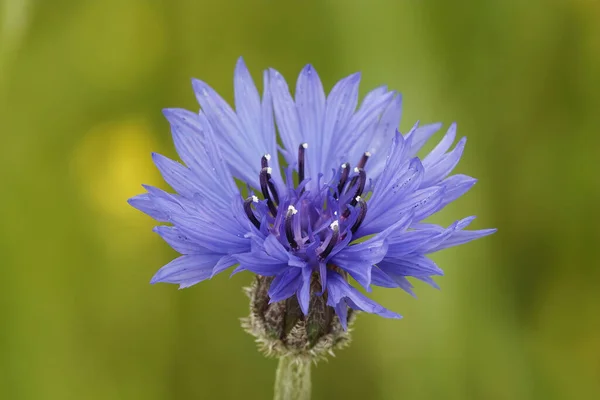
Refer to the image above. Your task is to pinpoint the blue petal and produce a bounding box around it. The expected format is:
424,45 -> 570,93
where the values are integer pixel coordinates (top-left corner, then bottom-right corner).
211,254 -> 238,276
295,65 -> 326,184
358,85 -> 388,108
422,123 -> 456,165
162,108 -> 206,173
330,233 -> 389,290
340,90 -> 396,163
153,225 -> 213,254
234,57 -> 261,137
402,216 -> 496,255
268,268 -> 302,303
159,197 -> 250,254
151,153 -> 203,198
263,234 -> 292,263
260,69 -> 277,151
349,90 -> 399,162
421,136 -> 466,188
371,267 -> 416,297
233,58 -> 285,191
162,108 -> 242,200
415,220 -> 461,253
387,219 -> 461,257
326,271 -> 402,322
130,185 -> 188,223
371,266 -> 399,288
318,261 -> 327,295
193,105 -> 254,187
151,254 -> 223,288
345,298 -> 402,319
258,70 -> 285,192
415,276 -> 441,290
326,86 -> 395,174
191,79 -> 245,151
192,74 -> 282,190
429,227 -> 497,252
386,229 -> 440,258
321,72 -> 361,171
440,174 -> 477,207
407,186 -> 446,222
334,299 -> 349,331
367,183 -> 444,232
378,255 -> 444,278
405,122 -> 443,158
362,156 -> 423,234
269,68 -> 302,165
364,93 -> 403,179
297,267 -> 312,315
197,112 -> 246,197
234,250 -> 289,276
127,193 -> 168,222
191,80 -> 251,185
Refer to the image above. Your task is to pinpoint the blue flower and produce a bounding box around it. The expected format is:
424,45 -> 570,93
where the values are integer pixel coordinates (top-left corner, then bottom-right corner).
129,58 -> 495,329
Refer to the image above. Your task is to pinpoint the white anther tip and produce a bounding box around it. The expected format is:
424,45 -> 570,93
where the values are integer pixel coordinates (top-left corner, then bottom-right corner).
266,167 -> 272,174
365,151 -> 372,157
264,154 -> 271,160
330,220 -> 339,230
251,195 -> 259,203
287,205 -> 298,215
301,143 -> 308,149
341,163 -> 347,168
354,167 -> 360,172
355,196 -> 362,202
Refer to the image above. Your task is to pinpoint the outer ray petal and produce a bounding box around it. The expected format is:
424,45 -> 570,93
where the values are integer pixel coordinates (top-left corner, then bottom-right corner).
150,254 -> 223,288
326,271 -> 402,329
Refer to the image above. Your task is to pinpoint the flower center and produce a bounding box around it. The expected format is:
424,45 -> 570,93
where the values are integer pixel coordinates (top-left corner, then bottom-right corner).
243,145 -> 370,260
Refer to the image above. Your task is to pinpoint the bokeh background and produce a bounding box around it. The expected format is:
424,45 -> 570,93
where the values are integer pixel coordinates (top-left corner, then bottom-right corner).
1,0 -> 599,399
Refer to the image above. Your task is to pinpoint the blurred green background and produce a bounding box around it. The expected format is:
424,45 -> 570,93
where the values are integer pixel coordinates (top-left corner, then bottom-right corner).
1,0 -> 599,399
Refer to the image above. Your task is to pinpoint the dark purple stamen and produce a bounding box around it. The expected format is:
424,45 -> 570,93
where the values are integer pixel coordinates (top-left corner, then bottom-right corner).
336,163 -> 350,198
263,155 -> 281,203
342,168 -> 366,217
346,167 -> 366,197
260,167 -> 278,216
243,196 -> 261,229
268,181 -> 279,205
350,168 -> 366,201
298,143 -> 307,185
258,153 -> 282,214
350,196 -> 367,234
285,205 -> 298,249
261,154 -> 280,206
319,221 -> 340,259
261,154 -> 270,169
356,151 -> 371,170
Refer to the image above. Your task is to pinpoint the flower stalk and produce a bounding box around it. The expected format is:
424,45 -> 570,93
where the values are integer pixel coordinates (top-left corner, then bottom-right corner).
274,356 -> 311,400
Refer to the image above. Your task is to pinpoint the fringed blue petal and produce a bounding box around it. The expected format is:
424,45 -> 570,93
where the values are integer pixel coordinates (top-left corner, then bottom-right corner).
268,268 -> 302,303
330,233 -> 389,290
150,254 -> 223,288
326,271 -> 402,329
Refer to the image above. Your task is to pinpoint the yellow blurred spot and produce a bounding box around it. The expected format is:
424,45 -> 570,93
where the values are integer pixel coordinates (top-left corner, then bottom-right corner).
71,118 -> 161,219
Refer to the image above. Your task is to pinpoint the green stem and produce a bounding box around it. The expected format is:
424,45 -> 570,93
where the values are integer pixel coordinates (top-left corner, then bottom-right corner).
274,356 -> 311,400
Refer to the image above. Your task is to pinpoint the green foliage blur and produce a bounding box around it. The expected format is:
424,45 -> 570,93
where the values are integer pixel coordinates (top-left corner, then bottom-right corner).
1,1 -> 599,399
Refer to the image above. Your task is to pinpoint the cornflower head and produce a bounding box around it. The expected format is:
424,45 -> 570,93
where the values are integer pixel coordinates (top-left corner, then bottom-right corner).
129,58 -> 495,360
